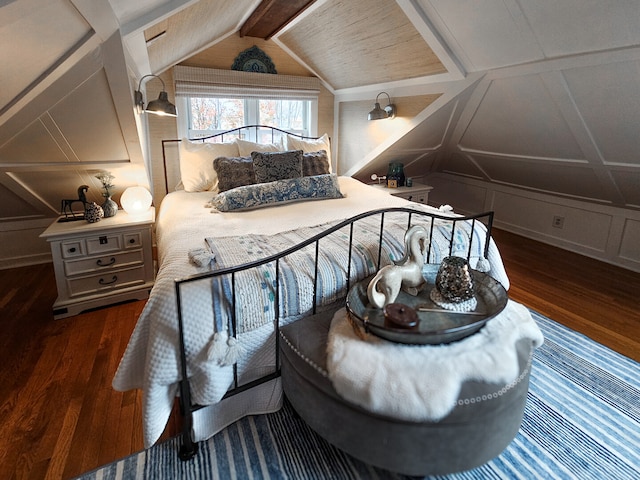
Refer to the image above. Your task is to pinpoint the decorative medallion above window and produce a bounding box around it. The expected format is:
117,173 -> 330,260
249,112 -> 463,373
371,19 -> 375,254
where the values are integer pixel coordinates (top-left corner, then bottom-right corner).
231,46 -> 277,74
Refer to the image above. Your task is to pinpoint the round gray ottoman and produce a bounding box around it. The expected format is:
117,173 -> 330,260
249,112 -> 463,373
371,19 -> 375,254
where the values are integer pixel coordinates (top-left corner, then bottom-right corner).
279,309 -> 534,476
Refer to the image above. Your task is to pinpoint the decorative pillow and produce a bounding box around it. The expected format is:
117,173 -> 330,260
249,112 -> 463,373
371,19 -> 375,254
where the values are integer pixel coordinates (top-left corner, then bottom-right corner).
213,156 -> 256,192
286,133 -> 332,172
302,150 -> 330,177
210,174 -> 344,212
179,139 -> 239,192
251,150 -> 303,184
236,138 -> 284,157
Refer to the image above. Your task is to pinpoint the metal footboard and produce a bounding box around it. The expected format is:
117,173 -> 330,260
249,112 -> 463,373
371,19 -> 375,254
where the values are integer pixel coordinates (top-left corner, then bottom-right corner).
174,207 -> 495,459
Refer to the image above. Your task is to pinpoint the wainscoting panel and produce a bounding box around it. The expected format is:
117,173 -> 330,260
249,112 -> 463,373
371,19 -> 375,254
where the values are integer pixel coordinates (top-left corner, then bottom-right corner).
490,191 -> 612,253
426,173 -> 640,272
619,219 -> 640,263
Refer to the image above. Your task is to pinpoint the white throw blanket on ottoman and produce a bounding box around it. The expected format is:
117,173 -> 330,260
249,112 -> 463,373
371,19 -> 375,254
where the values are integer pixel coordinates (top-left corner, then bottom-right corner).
326,300 -> 544,422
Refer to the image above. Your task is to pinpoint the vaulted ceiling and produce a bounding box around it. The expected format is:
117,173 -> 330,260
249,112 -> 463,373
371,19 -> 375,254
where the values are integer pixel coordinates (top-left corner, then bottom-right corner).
1,0 -> 640,267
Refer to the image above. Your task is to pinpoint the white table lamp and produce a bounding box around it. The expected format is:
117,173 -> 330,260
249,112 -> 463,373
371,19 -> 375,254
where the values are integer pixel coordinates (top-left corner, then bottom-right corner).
121,186 -> 152,215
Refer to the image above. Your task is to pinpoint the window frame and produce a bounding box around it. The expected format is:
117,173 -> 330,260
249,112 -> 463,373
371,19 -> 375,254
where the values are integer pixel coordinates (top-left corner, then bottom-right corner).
177,96 -> 318,141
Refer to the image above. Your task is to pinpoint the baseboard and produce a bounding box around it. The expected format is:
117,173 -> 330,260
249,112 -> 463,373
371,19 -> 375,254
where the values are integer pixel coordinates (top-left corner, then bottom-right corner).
0,253 -> 52,270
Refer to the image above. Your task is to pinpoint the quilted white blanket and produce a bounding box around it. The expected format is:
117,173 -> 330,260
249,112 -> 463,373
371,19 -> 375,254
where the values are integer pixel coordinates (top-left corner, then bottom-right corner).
112,177 -> 509,448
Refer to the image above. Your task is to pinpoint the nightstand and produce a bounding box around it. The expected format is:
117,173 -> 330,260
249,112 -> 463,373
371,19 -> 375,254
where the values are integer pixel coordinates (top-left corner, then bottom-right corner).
40,209 -> 155,319
371,182 -> 433,204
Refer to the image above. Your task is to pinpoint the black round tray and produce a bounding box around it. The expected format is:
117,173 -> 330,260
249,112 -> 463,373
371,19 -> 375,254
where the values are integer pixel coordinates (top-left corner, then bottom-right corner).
346,265 -> 508,345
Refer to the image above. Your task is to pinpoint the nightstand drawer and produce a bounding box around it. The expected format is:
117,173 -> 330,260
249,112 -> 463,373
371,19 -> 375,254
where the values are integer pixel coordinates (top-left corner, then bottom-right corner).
394,190 -> 429,204
63,250 -> 144,277
86,234 -> 122,255
123,232 -> 142,249
61,239 -> 86,259
67,265 -> 146,297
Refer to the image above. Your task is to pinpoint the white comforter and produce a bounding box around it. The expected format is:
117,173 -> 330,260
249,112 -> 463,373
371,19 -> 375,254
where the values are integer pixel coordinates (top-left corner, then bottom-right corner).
112,177 -> 509,447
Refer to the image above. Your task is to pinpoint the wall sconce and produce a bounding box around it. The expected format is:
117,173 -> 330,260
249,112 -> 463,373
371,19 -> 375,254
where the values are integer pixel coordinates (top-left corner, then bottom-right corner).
367,92 -> 396,121
120,186 -> 153,215
134,74 -> 177,117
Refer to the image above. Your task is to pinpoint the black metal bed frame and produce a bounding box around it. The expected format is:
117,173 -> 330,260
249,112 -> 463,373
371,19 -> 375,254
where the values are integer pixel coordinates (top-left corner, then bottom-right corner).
158,125 -> 495,459
173,207 -> 495,460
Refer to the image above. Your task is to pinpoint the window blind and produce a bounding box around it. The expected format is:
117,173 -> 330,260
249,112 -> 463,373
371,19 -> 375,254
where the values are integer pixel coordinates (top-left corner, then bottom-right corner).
174,66 -> 321,100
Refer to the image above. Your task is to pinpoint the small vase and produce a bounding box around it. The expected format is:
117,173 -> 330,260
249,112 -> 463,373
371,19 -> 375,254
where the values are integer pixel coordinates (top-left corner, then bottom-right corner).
102,195 -> 118,218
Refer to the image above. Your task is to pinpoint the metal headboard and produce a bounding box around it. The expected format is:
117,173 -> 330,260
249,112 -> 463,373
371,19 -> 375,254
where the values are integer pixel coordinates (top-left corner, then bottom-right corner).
161,125 -> 327,195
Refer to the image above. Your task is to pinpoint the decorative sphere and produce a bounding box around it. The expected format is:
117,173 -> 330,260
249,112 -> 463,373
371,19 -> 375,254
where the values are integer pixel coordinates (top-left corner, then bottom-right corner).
85,202 -> 104,223
121,186 -> 152,215
435,256 -> 475,303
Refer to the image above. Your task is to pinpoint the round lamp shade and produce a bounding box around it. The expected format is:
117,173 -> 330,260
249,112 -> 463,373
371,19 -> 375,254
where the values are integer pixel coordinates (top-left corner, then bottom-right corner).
121,186 -> 152,215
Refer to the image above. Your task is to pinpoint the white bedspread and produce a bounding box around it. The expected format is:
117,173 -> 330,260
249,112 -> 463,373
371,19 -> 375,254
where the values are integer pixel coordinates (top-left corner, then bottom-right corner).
112,177 -> 509,448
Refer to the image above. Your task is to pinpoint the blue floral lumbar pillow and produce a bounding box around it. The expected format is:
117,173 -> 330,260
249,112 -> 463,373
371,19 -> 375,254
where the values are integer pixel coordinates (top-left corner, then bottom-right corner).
209,174 -> 344,212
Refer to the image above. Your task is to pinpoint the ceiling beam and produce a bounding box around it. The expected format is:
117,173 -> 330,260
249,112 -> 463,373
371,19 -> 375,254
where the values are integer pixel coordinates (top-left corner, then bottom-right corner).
240,0 -> 317,40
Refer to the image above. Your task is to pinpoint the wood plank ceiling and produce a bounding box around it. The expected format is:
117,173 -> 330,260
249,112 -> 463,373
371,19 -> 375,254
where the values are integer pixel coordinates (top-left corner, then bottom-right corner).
240,0 -> 317,39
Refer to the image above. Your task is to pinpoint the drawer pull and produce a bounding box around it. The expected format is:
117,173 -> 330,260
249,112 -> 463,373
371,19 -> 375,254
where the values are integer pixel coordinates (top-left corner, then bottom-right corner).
97,257 -> 116,267
129,238 -> 136,244
99,276 -> 118,285
69,247 -> 77,253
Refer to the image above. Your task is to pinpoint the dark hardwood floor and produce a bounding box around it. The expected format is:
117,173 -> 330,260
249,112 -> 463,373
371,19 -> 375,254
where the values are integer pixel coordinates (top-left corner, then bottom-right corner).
0,229 -> 638,479
491,229 -> 640,361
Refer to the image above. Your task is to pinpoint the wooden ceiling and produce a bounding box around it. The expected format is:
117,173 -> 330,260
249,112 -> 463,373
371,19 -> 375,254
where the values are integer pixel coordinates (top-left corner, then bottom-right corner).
240,0 -> 316,39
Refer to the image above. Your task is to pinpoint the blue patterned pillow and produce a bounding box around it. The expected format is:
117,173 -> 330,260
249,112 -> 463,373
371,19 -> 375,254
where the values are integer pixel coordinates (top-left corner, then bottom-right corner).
251,150 -> 303,183
210,174 -> 344,212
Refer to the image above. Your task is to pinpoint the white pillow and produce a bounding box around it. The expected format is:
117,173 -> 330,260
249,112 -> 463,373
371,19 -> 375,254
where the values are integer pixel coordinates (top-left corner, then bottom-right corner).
235,138 -> 284,157
179,139 -> 239,192
286,133 -> 332,172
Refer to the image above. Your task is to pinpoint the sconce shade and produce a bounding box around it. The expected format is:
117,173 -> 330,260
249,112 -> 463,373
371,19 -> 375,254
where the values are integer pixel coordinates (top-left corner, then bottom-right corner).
368,102 -> 388,121
134,74 -> 177,117
121,186 -> 152,215
146,91 -> 177,116
368,92 -> 396,121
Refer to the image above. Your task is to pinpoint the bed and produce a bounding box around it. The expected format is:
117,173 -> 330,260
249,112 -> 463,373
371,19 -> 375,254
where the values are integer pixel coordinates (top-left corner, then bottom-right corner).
112,126 -> 510,457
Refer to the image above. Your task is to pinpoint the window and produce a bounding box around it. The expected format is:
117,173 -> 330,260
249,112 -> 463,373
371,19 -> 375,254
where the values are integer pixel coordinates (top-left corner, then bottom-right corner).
185,97 -> 311,142
174,66 -> 321,143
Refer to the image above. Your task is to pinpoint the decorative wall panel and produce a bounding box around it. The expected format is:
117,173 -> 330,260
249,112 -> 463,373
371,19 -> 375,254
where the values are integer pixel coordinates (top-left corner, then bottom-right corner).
563,60 -> 640,166
459,75 -> 584,160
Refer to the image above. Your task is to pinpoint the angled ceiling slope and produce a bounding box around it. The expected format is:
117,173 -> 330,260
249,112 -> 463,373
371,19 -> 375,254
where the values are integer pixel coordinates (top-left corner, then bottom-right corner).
142,0 -> 259,74
278,0 -> 447,90
0,0 -> 146,222
1,0 -> 93,118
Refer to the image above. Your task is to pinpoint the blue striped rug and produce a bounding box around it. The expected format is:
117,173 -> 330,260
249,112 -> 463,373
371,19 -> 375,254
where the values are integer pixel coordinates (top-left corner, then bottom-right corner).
78,311 -> 639,479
